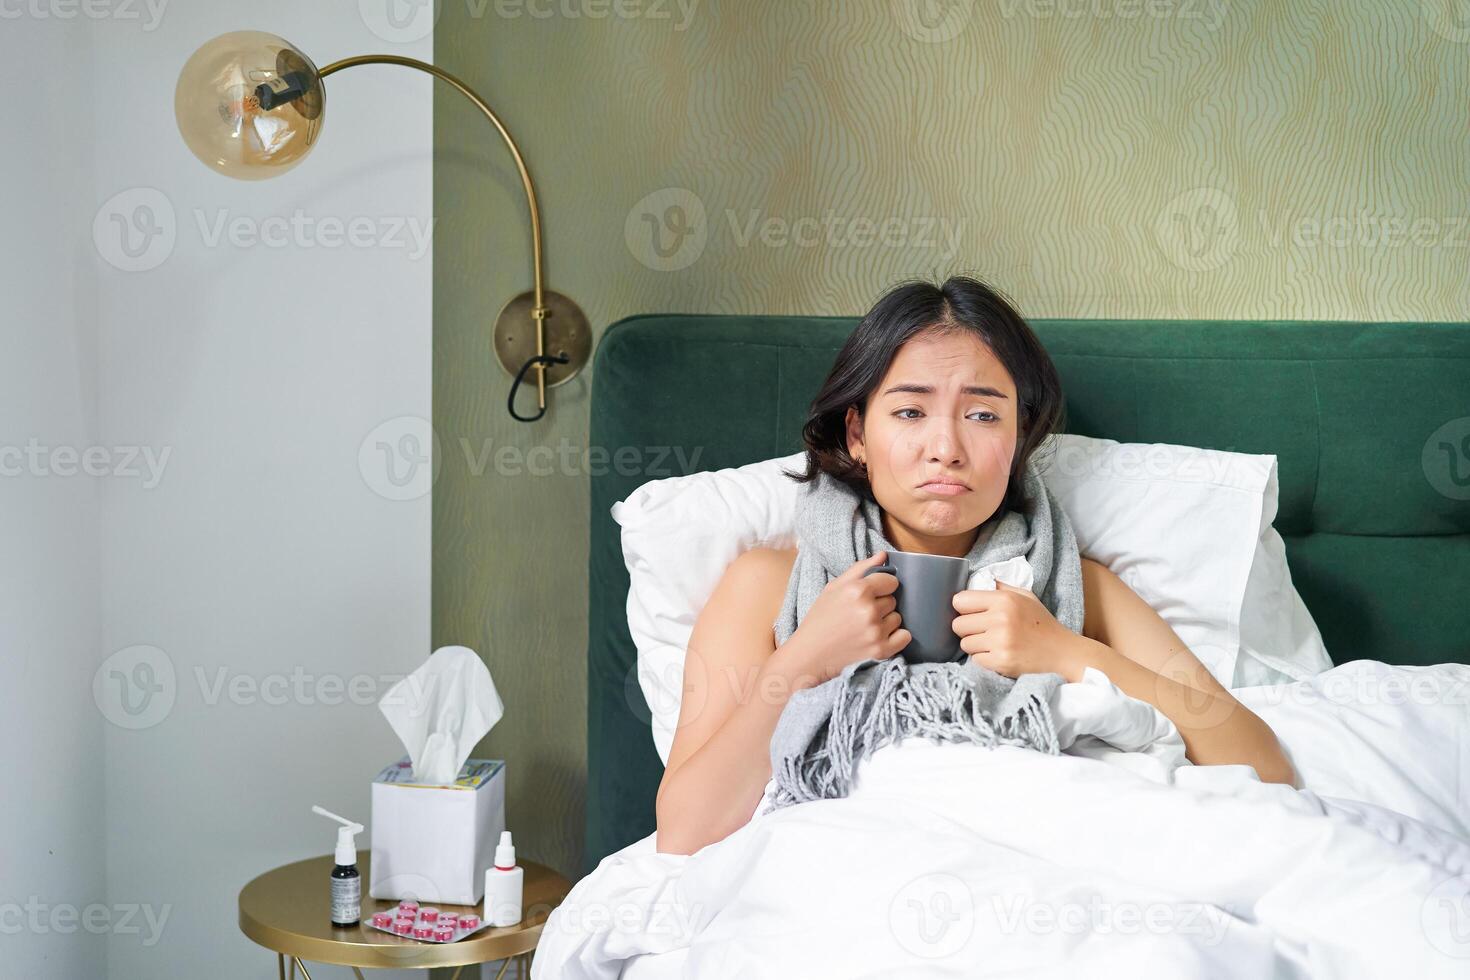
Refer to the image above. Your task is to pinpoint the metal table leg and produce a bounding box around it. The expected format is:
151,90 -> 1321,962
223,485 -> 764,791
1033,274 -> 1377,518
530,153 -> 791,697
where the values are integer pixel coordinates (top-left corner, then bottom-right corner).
276,944 -> 524,979
279,955 -> 360,980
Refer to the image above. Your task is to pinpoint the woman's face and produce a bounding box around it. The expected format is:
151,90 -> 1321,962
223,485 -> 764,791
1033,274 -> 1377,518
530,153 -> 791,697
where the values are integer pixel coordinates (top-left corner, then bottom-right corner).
845,329 -> 1019,558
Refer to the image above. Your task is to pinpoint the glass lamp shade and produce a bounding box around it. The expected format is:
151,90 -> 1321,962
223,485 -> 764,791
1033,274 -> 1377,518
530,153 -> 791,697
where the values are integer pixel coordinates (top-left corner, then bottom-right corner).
175,31 -> 325,180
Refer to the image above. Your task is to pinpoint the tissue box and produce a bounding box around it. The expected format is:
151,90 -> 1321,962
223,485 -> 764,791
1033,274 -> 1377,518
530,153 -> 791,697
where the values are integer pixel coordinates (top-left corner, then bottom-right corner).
369,756 -> 505,905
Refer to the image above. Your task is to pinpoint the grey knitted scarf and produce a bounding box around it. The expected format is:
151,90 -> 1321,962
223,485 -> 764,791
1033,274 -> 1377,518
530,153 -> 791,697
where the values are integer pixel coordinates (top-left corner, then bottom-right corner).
764,462 -> 1086,813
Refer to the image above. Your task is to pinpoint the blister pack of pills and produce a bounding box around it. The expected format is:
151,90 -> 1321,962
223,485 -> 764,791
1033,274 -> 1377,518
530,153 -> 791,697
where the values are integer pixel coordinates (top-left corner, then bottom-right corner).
363,901 -> 489,943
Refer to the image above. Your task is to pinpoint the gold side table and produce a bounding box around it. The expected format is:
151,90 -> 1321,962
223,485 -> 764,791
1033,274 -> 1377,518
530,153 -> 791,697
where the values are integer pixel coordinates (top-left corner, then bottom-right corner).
239,851 -> 571,979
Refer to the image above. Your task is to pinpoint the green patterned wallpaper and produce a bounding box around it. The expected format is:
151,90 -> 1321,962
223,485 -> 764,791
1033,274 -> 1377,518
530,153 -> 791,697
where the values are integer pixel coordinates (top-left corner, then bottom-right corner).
433,0 -> 1470,878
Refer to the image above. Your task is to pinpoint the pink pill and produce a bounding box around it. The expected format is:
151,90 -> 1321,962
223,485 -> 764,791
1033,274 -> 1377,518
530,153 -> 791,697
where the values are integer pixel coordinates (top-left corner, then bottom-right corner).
412,925 -> 434,939
371,913 -> 392,928
418,907 -> 439,923
436,912 -> 457,924
434,927 -> 454,941
457,914 -> 479,930
397,900 -> 419,912
393,920 -> 413,936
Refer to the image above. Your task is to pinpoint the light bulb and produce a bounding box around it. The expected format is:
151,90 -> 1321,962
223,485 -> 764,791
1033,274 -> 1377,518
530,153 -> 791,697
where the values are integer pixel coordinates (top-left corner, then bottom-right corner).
174,31 -> 324,180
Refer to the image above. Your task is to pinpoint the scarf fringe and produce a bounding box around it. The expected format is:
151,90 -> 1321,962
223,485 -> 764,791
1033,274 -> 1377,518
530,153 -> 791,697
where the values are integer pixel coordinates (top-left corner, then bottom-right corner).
763,659 -> 1062,814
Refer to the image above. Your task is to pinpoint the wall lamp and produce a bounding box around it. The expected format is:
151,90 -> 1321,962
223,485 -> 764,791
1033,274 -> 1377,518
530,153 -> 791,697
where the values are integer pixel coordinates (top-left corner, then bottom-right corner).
175,31 -> 589,423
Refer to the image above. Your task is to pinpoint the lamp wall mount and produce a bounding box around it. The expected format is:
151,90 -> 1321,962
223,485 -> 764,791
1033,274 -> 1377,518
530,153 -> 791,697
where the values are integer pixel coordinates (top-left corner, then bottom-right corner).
493,289 -> 591,422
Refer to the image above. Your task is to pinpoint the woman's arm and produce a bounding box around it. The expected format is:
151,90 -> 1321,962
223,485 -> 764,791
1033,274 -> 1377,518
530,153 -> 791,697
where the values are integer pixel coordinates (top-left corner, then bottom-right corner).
654,549 -> 822,856
1069,558 -> 1297,786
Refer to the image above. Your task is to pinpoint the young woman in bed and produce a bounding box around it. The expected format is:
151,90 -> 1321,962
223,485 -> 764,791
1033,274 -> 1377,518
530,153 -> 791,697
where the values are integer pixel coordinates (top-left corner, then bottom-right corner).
655,276 -> 1296,856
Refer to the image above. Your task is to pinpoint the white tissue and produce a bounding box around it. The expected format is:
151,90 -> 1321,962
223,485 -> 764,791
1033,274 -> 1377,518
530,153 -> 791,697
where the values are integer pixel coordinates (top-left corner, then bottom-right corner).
968,555 -> 1035,592
379,646 -> 504,786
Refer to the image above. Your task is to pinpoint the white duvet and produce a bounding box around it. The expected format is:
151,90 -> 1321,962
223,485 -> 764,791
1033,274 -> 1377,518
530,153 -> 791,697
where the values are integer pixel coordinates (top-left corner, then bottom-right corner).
535,662 -> 1470,979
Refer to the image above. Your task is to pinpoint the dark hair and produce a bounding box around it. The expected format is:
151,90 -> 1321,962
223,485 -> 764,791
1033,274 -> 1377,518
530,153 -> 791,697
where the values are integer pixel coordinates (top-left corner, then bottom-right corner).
788,275 -> 1066,516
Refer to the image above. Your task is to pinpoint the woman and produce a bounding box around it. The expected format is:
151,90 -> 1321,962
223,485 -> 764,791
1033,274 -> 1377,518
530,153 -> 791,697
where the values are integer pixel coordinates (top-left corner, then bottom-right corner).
655,276 -> 1296,857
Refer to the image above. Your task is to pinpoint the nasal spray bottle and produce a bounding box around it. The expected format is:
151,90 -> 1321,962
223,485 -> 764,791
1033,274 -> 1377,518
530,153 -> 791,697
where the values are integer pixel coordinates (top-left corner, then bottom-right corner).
484,831 -> 523,927
312,805 -> 363,928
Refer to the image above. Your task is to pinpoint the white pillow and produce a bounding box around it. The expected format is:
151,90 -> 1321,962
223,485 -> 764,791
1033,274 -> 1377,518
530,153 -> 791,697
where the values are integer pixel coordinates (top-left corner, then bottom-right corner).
1237,462 -> 1335,686
1235,660 -> 1470,841
1036,435 -> 1331,688
613,453 -> 803,766
613,434 -> 1332,766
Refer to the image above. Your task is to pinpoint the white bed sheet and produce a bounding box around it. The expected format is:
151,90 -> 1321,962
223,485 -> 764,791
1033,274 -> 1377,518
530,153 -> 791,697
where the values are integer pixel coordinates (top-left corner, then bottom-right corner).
618,948 -> 686,980
536,661 -> 1470,979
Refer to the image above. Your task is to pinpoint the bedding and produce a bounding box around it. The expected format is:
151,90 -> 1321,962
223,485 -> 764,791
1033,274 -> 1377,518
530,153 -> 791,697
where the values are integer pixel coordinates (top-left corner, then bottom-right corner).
1236,659 -> 1470,840
618,948 -> 686,979
538,661 -> 1470,978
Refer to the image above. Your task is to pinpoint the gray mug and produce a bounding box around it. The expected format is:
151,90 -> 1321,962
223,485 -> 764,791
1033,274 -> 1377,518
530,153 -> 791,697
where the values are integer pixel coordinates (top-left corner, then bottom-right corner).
864,549 -> 972,665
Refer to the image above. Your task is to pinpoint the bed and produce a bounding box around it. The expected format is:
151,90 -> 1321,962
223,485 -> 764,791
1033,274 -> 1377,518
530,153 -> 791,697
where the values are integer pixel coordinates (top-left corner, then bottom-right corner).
570,314 -> 1470,978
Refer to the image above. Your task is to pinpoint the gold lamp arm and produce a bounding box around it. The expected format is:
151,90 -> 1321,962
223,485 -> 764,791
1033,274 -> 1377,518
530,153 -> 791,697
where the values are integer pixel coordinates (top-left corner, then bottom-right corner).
319,55 -> 585,420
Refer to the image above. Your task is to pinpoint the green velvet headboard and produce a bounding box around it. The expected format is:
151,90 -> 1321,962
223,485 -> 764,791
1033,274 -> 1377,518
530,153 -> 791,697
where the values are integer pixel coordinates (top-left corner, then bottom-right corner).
585,314 -> 1470,874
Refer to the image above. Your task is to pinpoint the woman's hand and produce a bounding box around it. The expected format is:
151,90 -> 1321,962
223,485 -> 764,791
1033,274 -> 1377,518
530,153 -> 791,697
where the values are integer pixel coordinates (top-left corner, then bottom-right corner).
952,581 -> 1085,680
789,551 -> 912,683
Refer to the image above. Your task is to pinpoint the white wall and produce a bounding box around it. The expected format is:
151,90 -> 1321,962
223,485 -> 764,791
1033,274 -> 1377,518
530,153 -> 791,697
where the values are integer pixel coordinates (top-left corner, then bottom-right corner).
88,3 -> 433,978
0,14 -> 105,980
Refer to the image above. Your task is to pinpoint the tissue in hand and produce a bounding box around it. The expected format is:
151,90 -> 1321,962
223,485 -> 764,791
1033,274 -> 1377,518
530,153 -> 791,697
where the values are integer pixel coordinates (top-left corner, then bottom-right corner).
370,646 -> 508,905
968,555 -> 1035,593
